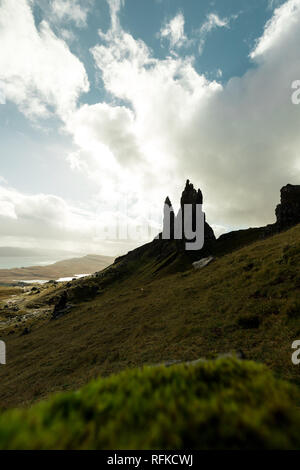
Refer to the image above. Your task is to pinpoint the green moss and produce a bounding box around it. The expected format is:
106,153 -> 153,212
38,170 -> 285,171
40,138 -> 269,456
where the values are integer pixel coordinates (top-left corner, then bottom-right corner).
0,358 -> 299,450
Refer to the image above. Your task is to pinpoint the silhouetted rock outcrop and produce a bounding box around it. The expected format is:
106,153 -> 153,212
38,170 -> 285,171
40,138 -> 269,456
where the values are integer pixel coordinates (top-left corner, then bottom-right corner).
180,179 -> 203,207
162,196 -> 175,240
275,184 -> 300,230
180,180 -> 215,245
162,179 -> 215,250
216,183 -> 300,255
115,181 -> 300,274
115,180 -> 216,273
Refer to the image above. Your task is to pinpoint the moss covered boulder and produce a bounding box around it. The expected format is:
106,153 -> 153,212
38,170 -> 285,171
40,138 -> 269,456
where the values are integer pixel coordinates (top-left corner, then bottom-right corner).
0,358 -> 299,450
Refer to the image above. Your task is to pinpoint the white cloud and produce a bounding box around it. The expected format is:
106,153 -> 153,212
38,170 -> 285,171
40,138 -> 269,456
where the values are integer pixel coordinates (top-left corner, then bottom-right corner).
0,183 -> 82,231
0,0 -> 89,119
198,13 -> 231,54
250,0 -> 300,59
0,176 -> 7,185
51,0 -> 93,28
66,0 -> 300,235
160,12 -> 188,50
60,28 -> 76,43
268,0 -> 283,10
65,18 -> 221,219
66,103 -> 141,169
107,0 -> 125,31
159,11 -> 237,56
2,0 -> 300,253
0,181 -> 151,255
200,13 -> 229,33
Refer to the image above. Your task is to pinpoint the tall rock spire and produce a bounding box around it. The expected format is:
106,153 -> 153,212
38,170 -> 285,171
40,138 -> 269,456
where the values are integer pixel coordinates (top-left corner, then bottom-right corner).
161,180 -> 215,250
162,196 -> 175,239
180,179 -> 203,208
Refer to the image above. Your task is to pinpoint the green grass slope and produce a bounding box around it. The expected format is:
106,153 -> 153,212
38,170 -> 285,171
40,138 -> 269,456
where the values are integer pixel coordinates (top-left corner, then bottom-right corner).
1,224 -> 300,407
0,358 -> 299,450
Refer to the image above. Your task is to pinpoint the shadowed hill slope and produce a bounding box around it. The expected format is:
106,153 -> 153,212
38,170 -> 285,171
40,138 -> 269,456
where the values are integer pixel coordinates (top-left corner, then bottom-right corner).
1,221 -> 300,407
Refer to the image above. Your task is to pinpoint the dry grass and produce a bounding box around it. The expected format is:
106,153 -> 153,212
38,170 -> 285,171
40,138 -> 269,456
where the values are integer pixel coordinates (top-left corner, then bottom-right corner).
0,287 -> 22,300
0,224 -> 300,408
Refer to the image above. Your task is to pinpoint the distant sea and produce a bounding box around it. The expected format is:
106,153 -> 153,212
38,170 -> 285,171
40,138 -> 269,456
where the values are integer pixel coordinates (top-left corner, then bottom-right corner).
0,257 -> 58,270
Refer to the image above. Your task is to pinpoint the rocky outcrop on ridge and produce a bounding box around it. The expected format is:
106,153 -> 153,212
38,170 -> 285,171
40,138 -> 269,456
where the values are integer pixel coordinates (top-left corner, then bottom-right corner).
275,184 -> 300,230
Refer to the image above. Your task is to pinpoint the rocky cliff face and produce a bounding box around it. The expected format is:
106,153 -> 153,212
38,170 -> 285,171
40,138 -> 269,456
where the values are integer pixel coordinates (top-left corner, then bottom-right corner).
275,184 -> 300,230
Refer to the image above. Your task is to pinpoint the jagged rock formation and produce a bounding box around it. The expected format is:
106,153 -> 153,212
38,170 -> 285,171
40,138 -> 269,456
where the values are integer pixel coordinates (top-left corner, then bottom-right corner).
114,181 -> 300,273
180,179 -> 203,207
275,184 -> 300,230
162,196 -> 175,240
162,179 -> 215,249
115,180 -> 216,273
181,180 -> 215,244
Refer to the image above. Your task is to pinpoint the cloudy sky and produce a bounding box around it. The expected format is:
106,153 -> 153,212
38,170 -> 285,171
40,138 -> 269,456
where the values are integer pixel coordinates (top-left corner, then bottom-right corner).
0,0 -> 300,256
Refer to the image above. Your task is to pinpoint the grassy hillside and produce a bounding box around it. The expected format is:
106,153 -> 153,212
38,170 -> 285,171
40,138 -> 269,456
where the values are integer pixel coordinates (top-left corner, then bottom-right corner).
0,286 -> 22,300
0,254 -> 114,284
0,358 -> 299,450
0,223 -> 300,408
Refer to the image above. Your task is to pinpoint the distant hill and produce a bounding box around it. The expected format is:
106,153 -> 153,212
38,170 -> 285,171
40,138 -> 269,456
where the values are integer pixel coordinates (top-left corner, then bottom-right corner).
0,254 -> 114,284
0,247 -> 78,258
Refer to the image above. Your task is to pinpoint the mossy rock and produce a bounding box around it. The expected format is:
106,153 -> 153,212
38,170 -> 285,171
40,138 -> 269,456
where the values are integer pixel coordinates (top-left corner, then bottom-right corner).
0,358 -> 299,450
